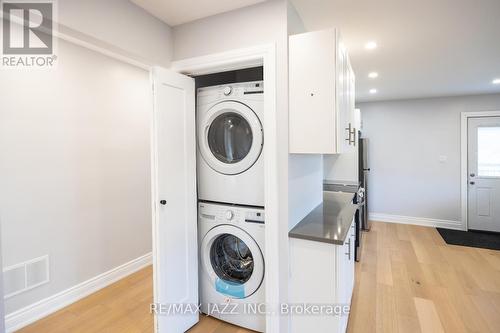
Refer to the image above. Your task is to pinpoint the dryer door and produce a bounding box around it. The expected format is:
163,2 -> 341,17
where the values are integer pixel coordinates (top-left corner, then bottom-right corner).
201,225 -> 264,299
199,101 -> 263,175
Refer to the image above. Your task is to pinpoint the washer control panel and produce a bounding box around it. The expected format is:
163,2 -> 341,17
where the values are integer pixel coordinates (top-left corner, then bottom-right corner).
199,202 -> 265,224
197,81 -> 264,106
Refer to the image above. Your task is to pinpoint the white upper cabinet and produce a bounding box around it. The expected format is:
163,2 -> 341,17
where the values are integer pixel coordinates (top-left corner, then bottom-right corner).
289,29 -> 356,154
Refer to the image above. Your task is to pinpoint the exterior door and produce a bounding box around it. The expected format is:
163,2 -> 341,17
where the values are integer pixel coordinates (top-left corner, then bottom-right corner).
152,67 -> 198,332
468,117 -> 500,232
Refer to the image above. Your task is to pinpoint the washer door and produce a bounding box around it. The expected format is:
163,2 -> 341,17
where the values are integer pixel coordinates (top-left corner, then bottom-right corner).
199,101 -> 263,175
201,225 -> 264,299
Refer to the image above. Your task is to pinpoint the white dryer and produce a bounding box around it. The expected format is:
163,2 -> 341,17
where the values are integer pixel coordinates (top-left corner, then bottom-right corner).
197,81 -> 264,207
198,202 -> 265,332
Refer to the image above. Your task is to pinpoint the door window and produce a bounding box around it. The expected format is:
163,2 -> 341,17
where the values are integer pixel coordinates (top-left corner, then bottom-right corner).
210,233 -> 254,284
208,112 -> 253,164
478,126 -> 500,177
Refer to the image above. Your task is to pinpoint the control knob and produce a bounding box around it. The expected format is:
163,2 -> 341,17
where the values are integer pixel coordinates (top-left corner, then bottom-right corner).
225,210 -> 234,220
223,86 -> 232,96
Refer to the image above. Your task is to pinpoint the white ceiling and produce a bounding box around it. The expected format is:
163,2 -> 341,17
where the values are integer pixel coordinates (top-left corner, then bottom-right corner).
292,0 -> 500,102
131,0 -> 266,26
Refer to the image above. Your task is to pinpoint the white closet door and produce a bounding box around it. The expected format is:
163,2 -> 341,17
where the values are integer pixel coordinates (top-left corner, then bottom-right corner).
152,67 -> 198,333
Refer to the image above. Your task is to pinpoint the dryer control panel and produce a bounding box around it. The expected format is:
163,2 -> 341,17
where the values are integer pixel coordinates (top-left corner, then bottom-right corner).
197,81 -> 264,106
199,202 -> 265,224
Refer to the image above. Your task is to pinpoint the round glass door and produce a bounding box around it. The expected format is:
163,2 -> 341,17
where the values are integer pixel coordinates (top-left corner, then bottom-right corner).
208,112 -> 253,164
210,233 -> 254,284
199,101 -> 263,175
201,225 -> 264,299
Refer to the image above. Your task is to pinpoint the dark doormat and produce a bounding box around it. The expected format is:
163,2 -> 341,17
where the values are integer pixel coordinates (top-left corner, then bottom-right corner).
437,228 -> 500,250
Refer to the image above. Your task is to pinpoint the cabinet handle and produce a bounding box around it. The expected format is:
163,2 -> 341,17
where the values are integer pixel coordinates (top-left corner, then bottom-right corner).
345,123 -> 352,145
345,238 -> 351,260
351,128 -> 356,146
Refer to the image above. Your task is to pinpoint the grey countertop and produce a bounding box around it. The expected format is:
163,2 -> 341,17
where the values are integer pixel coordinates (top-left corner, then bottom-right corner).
323,179 -> 361,187
288,191 -> 358,245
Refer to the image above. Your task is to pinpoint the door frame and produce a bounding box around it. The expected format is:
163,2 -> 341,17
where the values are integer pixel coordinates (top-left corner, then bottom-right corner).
460,110 -> 500,231
167,44 -> 281,332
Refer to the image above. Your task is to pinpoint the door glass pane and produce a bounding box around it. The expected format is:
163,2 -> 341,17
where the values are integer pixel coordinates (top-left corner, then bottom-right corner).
478,126 -> 500,177
208,112 -> 253,164
210,234 -> 254,284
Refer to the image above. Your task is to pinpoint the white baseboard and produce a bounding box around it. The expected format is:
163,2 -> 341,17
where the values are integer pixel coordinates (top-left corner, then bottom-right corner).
5,252 -> 152,332
369,213 -> 464,230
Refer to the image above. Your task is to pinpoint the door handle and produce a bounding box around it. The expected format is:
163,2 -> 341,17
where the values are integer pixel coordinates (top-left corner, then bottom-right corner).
160,200 -> 167,205
470,173 -> 475,177
469,181 -> 475,185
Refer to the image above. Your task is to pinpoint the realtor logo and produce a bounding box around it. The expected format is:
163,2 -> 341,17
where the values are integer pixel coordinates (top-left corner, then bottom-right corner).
1,0 -> 57,68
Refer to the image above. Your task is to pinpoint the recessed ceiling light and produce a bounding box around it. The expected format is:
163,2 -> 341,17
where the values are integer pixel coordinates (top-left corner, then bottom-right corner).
369,89 -> 377,94
365,41 -> 377,50
368,72 -> 379,79
493,78 -> 500,84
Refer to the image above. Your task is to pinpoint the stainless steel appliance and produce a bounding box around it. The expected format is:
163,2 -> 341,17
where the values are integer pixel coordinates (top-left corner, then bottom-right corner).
322,134 -> 370,262
358,135 -> 371,231
323,180 -> 363,261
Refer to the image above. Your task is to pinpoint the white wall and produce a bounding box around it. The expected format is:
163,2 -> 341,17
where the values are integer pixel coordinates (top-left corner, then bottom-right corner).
173,0 -> 286,60
359,93 -> 500,226
58,0 -> 173,66
0,39 -> 152,315
288,155 -> 323,229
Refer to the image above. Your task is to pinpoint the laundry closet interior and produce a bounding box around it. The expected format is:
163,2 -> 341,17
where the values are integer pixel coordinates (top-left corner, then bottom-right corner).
195,67 -> 266,331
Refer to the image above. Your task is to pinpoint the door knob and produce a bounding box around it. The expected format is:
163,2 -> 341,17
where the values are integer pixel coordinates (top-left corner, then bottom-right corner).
469,181 -> 475,185
470,173 -> 475,177
160,200 -> 167,205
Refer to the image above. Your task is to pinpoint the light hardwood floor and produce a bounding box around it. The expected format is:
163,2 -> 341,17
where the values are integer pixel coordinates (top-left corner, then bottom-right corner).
17,222 -> 500,332
15,266 -> 252,333
348,222 -> 500,333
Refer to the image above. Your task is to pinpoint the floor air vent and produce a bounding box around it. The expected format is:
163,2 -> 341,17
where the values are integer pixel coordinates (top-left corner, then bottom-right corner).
3,255 -> 49,298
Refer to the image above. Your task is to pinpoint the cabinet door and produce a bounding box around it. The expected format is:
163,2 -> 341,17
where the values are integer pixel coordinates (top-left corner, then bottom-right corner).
338,220 -> 356,333
336,41 -> 349,153
289,29 -> 337,153
336,233 -> 351,333
348,61 -> 356,149
348,219 -> 356,301
346,59 -> 352,150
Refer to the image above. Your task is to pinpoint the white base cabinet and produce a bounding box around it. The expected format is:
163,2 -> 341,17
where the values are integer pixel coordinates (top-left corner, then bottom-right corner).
289,219 -> 356,333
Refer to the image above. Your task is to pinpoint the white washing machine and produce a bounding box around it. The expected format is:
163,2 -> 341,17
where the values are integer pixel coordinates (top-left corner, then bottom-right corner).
198,201 -> 265,332
197,81 -> 264,207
